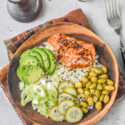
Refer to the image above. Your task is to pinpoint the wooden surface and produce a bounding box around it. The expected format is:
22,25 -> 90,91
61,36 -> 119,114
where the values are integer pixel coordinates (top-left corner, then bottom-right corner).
8,22 -> 119,125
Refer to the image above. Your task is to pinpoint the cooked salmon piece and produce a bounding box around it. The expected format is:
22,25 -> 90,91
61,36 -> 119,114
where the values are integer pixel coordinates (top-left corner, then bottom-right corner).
47,34 -> 95,69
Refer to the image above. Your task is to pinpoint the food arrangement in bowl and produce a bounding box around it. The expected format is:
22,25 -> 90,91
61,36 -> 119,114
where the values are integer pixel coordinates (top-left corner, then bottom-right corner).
16,33 -> 115,123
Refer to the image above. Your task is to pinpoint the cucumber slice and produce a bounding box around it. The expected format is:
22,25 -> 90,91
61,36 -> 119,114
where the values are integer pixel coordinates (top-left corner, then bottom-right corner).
49,106 -> 64,122
21,49 -> 44,67
64,87 -> 77,96
24,66 -> 44,85
65,106 -> 83,123
17,66 -> 32,82
20,55 -> 40,67
42,48 -> 56,75
58,93 -> 74,103
58,100 -> 75,115
58,81 -> 74,93
33,48 -> 50,70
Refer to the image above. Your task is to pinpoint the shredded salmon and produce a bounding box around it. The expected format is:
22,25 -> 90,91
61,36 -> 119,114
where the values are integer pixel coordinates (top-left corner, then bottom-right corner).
47,34 -> 95,69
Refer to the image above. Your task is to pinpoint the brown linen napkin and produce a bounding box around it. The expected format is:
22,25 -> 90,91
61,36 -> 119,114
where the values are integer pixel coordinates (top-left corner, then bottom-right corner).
0,8 -> 125,125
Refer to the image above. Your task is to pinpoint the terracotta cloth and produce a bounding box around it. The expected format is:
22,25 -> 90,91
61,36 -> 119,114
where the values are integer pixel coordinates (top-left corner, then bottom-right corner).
0,9 -> 125,125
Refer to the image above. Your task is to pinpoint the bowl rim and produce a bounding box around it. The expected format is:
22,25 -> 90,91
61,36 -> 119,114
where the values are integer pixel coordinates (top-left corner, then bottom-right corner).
8,22 -> 119,125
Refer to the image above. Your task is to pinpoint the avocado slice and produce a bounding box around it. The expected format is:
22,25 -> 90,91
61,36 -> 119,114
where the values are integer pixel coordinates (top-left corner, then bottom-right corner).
32,48 -> 50,70
19,55 -> 40,67
23,66 -> 44,85
17,65 -> 32,82
20,49 -> 44,68
42,48 -> 56,75
17,66 -> 25,82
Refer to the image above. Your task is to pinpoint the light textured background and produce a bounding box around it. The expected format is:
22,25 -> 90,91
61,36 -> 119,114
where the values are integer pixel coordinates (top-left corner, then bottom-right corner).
0,0 -> 125,125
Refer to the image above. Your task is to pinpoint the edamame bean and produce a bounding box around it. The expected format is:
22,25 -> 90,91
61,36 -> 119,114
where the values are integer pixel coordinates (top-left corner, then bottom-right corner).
84,90 -> 91,97
85,71 -> 90,76
81,94 -> 87,100
99,74 -> 108,79
80,101 -> 88,107
98,79 -> 106,84
90,89 -> 95,94
86,81 -> 92,89
92,67 -> 97,71
95,90 -> 100,98
99,95 -> 104,102
81,76 -> 89,83
102,90 -> 109,95
102,66 -> 107,73
93,96 -> 98,103
97,84 -> 103,90
91,76 -> 98,83
90,83 -> 96,89
89,71 -> 97,77
77,88 -> 84,94
82,107 -> 88,113
87,97 -> 94,106
107,79 -> 114,86
95,101 -> 102,110
103,95 -> 110,104
82,82 -> 86,87
75,81 -> 82,88
94,69 -> 103,74
105,86 -> 115,91
102,83 -> 107,88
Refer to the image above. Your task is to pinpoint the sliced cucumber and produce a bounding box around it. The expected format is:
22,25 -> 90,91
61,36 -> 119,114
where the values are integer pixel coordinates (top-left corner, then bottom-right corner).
58,81 -> 74,93
64,87 -> 77,96
58,93 -> 74,103
33,48 -> 50,70
21,49 -> 44,67
24,66 -> 44,85
65,106 -> 83,123
42,48 -> 56,75
49,106 -> 64,122
20,55 -> 40,67
58,100 -> 75,115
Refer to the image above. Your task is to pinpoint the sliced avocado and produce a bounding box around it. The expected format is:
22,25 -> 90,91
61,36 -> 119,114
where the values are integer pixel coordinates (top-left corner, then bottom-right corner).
23,66 -> 44,85
42,48 -> 56,75
17,65 -> 32,82
20,49 -> 44,67
19,55 -> 40,67
32,48 -> 50,70
17,66 -> 25,82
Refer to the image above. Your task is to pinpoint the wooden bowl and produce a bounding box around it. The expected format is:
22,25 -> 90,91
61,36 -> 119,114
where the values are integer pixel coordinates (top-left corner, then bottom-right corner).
8,22 -> 119,125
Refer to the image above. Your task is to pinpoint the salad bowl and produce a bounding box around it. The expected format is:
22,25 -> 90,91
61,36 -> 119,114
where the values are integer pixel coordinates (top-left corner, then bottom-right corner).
8,22 -> 119,125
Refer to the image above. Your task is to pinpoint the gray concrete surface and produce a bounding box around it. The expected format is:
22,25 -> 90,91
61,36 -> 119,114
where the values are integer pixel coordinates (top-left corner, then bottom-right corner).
0,0 -> 125,125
